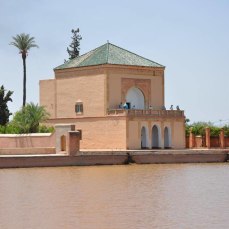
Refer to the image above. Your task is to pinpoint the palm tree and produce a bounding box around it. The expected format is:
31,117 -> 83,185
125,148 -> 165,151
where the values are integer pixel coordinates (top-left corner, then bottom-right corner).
12,102 -> 50,133
10,33 -> 38,107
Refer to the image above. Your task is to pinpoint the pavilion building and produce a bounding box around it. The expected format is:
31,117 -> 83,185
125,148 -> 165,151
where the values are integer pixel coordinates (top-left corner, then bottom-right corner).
40,42 -> 185,150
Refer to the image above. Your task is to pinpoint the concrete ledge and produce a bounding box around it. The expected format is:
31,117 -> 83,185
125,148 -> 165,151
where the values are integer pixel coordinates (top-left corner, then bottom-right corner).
132,153 -> 228,164
0,150 -> 228,168
0,154 -> 128,168
0,133 -> 53,137
0,147 -> 55,155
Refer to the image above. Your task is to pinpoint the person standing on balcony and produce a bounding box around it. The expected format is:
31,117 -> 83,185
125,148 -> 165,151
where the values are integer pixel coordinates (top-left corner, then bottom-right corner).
123,101 -> 128,109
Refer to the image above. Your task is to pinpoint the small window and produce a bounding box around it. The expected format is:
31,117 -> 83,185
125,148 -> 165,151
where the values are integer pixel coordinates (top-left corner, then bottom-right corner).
75,102 -> 83,114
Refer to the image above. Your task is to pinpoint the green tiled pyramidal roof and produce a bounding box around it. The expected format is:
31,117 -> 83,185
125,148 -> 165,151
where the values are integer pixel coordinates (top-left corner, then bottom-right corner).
55,42 -> 164,70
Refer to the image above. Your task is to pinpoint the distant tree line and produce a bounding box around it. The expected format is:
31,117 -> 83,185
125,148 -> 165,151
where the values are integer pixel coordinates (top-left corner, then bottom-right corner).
186,121 -> 229,137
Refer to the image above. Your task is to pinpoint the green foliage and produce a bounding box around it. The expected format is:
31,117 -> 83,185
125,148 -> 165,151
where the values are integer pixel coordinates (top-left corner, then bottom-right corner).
209,126 -> 221,137
0,103 -> 53,134
186,121 -> 227,137
10,33 -> 38,107
11,103 -> 50,133
66,28 -> 82,60
0,123 -> 21,134
38,125 -> 54,133
0,123 -> 54,134
0,103 -> 54,134
0,125 -> 6,133
0,85 -> 13,125
223,125 -> 229,137
190,122 -> 211,136
10,33 -> 39,57
12,103 -> 49,133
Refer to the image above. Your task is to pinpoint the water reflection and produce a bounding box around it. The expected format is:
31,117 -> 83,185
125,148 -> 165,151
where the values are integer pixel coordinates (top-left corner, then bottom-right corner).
0,164 -> 229,229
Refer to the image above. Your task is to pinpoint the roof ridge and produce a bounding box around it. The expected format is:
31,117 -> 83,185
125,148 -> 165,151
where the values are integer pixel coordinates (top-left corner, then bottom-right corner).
55,42 -> 165,70
76,43 -> 107,66
108,42 -> 164,67
106,42 -> 109,63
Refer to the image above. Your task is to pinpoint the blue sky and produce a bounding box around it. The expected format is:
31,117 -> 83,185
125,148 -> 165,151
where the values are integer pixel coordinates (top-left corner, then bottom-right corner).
1,0 -> 229,124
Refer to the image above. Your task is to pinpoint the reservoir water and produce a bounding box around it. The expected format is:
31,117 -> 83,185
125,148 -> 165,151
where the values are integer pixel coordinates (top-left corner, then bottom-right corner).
1,163 -> 229,229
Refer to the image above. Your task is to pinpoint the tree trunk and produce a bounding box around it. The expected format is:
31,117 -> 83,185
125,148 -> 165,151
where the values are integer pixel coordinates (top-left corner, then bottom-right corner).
22,56 -> 26,107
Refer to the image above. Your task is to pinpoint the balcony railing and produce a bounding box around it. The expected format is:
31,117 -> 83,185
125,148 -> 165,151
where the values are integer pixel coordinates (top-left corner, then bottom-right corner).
107,109 -> 184,118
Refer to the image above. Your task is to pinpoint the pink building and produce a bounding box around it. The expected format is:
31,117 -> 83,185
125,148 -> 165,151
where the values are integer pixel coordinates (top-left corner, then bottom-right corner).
40,43 -> 185,150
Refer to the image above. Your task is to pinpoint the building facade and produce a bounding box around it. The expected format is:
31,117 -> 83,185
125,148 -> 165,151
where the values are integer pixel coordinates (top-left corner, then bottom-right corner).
40,43 -> 185,150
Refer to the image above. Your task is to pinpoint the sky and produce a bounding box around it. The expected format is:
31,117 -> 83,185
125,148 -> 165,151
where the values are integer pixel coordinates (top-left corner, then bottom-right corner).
0,0 -> 229,124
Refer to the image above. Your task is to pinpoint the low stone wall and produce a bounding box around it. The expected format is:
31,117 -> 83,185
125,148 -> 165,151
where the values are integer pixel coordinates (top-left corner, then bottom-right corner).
0,150 -> 228,168
0,133 -> 55,155
186,135 -> 229,148
0,148 -> 55,155
0,154 -> 128,168
132,152 -> 227,164
226,138 -> 229,147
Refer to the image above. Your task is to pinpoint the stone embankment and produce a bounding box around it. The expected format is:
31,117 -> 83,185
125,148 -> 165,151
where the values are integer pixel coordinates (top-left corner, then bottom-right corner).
0,149 -> 228,169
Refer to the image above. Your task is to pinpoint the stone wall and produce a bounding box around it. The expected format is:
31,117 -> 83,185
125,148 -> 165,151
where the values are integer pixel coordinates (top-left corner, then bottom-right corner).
0,133 -> 55,148
186,134 -> 229,148
46,117 -> 127,150
0,133 -> 55,155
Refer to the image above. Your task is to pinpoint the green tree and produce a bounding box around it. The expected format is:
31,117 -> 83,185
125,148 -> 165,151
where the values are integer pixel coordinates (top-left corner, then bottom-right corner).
66,28 -> 82,60
223,125 -> 229,137
12,102 -> 49,133
10,33 -> 38,107
186,121 -> 224,137
0,85 -> 13,125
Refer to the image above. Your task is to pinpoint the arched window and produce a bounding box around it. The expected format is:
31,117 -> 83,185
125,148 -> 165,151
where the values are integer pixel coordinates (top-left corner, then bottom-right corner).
141,126 -> 148,149
164,127 -> 171,148
126,87 -> 145,109
152,125 -> 160,148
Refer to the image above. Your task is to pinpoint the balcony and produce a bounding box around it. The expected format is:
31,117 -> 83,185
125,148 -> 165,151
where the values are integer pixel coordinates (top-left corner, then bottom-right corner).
107,109 -> 184,118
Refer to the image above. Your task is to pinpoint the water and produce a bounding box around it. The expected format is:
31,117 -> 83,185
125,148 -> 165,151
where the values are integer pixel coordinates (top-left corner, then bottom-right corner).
1,163 -> 229,229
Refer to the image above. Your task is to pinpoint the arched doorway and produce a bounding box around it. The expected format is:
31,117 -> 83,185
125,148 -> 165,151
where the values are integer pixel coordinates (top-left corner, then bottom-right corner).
152,125 -> 160,148
164,127 -> 171,148
126,87 -> 145,109
61,135 -> 66,151
141,126 -> 147,149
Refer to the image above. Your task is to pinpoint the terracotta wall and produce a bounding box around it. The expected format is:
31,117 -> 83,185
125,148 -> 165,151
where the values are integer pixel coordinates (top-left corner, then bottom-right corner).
210,137 -> 220,148
39,79 -> 56,118
0,133 -> 55,148
74,117 -> 127,150
56,74 -> 106,118
226,138 -> 229,147
40,73 -> 106,119
186,135 -> 229,148
172,121 -> 186,148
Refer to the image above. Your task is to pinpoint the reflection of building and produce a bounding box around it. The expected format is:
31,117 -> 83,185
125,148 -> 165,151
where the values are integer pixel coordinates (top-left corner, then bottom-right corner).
40,43 -> 185,150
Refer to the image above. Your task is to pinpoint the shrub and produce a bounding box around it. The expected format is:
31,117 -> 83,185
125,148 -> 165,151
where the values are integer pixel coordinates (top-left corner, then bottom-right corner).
223,125 -> 229,137
189,122 -> 211,136
0,125 -> 6,134
11,103 -> 50,133
38,125 -> 54,133
186,121 -> 227,137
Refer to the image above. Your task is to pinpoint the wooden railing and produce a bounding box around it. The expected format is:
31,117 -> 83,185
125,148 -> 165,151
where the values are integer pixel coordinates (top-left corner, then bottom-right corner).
107,109 -> 184,118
